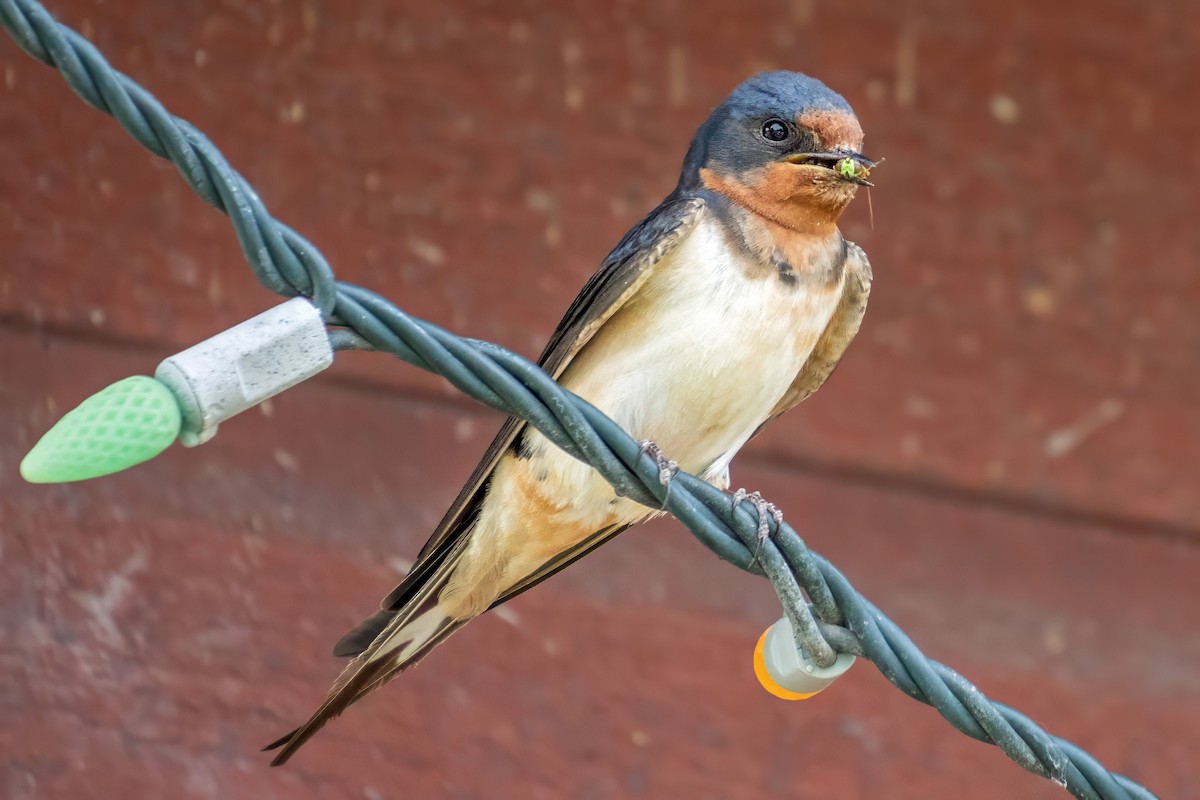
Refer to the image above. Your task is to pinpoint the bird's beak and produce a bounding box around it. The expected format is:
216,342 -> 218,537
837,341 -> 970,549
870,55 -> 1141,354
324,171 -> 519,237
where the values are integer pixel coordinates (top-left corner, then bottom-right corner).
784,150 -> 876,186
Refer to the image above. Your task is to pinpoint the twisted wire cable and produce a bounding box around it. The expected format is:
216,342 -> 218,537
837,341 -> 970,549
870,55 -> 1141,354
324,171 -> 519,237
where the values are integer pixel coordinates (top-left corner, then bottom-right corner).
0,2 -> 1158,798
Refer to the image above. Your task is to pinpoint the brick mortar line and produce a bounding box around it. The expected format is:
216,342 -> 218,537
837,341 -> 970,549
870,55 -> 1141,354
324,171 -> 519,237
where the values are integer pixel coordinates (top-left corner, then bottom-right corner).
5,315 -> 1198,549
749,450 -> 1200,550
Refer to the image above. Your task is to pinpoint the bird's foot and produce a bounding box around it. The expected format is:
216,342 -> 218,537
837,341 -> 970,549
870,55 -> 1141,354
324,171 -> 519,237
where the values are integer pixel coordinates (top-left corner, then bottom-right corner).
731,488 -> 784,544
638,439 -> 679,488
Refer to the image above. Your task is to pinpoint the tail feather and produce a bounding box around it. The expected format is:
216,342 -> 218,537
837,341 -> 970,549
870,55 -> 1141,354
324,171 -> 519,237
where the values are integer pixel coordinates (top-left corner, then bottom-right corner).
266,542 -> 469,765
331,609 -> 394,658
267,607 -> 460,765
261,726 -> 299,752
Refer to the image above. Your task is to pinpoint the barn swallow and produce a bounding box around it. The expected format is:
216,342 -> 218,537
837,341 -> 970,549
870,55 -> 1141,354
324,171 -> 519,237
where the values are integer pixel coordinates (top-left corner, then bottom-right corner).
266,70 -> 874,763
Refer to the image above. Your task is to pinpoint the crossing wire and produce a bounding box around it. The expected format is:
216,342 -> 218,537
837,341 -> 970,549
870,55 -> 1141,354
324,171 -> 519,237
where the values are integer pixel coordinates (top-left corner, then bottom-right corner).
0,2 -> 1159,798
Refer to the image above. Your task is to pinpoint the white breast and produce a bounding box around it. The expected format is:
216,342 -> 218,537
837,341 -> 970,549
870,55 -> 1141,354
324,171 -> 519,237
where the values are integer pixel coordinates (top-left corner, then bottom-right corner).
537,214 -> 844,525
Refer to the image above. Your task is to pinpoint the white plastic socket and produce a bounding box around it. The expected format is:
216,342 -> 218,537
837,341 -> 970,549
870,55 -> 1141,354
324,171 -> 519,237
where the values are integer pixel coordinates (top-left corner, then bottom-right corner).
155,297 -> 333,446
756,614 -> 856,699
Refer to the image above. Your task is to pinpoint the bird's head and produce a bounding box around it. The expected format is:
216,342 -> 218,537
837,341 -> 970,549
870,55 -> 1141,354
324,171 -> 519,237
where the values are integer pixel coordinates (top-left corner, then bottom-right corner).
682,71 -> 873,233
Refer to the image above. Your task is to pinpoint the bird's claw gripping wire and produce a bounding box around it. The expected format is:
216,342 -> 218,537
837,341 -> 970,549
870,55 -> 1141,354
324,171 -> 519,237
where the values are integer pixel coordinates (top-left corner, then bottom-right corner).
731,488 -> 784,544
637,439 -> 679,489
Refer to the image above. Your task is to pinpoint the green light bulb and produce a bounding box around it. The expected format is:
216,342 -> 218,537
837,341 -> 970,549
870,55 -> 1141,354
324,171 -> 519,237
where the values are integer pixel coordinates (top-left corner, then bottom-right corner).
21,375 -> 182,483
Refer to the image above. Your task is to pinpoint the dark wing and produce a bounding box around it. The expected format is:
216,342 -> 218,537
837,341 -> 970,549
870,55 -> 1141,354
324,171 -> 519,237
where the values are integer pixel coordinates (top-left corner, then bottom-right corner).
265,195 -> 710,764
760,240 -> 872,427
333,193 -> 707,657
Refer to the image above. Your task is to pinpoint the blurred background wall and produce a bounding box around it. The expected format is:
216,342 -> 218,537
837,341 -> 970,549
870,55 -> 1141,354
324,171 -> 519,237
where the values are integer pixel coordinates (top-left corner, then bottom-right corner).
1,1 -> 1197,797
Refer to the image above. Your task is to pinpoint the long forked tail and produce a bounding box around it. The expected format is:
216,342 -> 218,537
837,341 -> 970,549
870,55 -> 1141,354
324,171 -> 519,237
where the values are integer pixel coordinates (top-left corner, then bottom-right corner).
264,552 -> 467,765
264,605 -> 460,764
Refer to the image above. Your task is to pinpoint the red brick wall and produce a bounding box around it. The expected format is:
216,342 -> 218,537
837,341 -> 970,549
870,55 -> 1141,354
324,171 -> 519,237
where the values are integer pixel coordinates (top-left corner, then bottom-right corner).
2,1 -> 1197,797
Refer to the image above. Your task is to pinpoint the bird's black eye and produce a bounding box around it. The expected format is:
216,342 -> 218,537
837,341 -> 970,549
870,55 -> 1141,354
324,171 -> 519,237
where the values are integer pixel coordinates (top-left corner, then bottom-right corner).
761,119 -> 790,142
